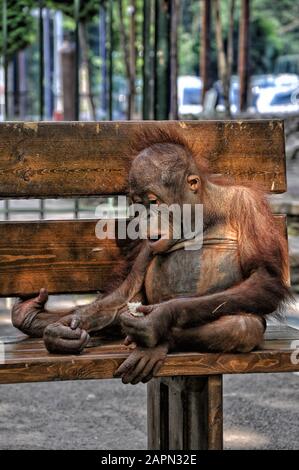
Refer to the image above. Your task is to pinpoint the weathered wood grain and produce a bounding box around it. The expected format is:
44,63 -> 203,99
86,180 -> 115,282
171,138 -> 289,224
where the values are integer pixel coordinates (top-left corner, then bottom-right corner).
0,120 -> 286,197
0,215 -> 287,297
0,219 -> 128,297
147,375 -> 223,450
0,325 -> 299,384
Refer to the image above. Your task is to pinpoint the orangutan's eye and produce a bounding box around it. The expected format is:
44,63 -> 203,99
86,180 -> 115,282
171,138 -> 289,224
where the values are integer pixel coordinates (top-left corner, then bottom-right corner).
147,193 -> 160,204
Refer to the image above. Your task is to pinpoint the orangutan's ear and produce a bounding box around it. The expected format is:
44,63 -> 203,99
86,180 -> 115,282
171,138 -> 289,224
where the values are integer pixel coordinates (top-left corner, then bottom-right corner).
187,175 -> 201,193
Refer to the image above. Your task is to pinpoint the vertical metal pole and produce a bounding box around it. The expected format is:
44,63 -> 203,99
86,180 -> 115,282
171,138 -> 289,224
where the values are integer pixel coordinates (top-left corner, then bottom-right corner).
2,0 -> 8,120
18,51 -> 27,119
44,8 -> 53,119
169,0 -> 178,120
142,0 -> 151,119
39,0 -> 44,120
53,11 -> 63,119
4,200 -> 9,221
74,0 -> 80,120
13,54 -> 19,118
39,200 -> 45,219
74,199 -> 79,218
99,4 -> 107,114
108,0 -> 113,120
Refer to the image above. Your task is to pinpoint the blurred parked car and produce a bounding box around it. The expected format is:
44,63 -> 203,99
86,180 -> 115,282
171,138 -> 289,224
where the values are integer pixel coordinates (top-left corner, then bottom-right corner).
178,76 -> 202,118
213,74 -> 299,115
214,74 -> 276,114
256,74 -> 299,114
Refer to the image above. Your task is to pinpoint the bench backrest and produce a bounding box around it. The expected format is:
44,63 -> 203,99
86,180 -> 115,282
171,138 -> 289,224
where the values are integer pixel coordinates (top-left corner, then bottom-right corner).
0,120 -> 287,297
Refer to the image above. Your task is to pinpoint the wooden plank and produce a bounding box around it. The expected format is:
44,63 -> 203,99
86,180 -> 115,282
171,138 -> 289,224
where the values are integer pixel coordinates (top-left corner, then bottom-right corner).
0,219 -> 128,297
0,120 -> 286,197
147,376 -> 223,450
0,215 -> 287,297
147,379 -> 169,450
0,325 -> 299,384
1,348 -> 299,384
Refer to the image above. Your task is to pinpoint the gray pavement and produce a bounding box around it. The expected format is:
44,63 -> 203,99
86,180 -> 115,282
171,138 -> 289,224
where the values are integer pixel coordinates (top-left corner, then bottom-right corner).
0,373 -> 298,449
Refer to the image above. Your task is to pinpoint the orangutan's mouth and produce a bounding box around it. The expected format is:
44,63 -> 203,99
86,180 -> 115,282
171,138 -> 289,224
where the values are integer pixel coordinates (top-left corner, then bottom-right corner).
149,233 -> 163,241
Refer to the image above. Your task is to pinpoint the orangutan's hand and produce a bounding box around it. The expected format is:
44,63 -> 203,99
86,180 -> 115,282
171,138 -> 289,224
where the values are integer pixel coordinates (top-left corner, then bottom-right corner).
43,314 -> 90,354
120,303 -> 173,348
114,342 -> 168,384
11,288 -> 49,335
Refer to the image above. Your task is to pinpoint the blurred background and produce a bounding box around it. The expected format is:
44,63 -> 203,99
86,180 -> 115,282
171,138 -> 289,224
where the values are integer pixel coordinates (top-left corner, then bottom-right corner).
1,0 -> 299,450
1,0 -> 299,122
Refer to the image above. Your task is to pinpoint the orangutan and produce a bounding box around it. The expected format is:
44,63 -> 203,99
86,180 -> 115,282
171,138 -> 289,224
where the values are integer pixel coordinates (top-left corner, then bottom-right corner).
12,127 -> 290,384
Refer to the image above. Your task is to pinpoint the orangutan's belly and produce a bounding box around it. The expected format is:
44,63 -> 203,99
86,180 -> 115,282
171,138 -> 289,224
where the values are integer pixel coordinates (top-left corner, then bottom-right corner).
144,243 -> 242,304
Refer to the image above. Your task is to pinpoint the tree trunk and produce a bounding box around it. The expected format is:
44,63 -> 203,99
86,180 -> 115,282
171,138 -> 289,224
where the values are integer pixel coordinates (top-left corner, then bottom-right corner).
154,0 -> 170,120
60,39 -> 76,120
200,0 -> 212,105
238,0 -> 250,112
142,0 -> 152,119
79,22 -> 96,120
214,0 -> 229,115
118,0 -> 132,119
169,0 -> 179,120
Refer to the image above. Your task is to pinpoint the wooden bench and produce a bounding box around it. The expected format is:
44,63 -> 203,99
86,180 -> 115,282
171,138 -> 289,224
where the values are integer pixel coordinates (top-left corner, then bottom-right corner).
0,120 -> 298,450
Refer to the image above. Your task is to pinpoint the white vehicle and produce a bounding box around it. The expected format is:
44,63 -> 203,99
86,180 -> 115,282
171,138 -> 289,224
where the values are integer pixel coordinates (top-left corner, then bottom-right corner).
178,76 -> 202,118
256,74 -> 299,114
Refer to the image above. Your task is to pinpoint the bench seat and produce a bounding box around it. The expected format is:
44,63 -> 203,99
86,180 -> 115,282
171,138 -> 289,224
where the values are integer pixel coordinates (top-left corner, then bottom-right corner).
1,325 -> 299,385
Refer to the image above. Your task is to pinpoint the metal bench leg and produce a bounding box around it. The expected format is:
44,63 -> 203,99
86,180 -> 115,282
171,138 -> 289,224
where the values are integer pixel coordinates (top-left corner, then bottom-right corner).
147,375 -> 223,450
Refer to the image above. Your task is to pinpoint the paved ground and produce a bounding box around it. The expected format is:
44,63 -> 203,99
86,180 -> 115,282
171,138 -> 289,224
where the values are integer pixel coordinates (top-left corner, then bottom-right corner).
0,372 -> 298,449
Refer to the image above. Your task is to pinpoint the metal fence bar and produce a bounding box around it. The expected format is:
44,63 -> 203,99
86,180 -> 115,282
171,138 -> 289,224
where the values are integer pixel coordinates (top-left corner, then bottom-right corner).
39,0 -> 44,121
4,200 -> 9,221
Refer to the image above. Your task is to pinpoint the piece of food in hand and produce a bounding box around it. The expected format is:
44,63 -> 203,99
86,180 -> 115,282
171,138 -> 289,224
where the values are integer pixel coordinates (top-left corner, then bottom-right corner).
127,302 -> 144,317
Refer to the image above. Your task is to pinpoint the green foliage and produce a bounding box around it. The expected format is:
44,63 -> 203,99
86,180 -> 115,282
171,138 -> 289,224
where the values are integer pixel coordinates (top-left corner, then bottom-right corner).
2,0 -> 299,90
252,0 -> 299,56
0,0 -> 36,58
0,0 -> 105,59
179,0 -> 299,78
46,0 -> 103,24
250,15 -> 283,74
